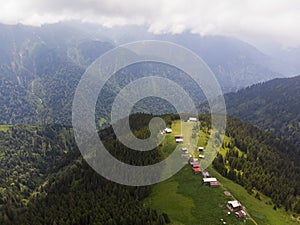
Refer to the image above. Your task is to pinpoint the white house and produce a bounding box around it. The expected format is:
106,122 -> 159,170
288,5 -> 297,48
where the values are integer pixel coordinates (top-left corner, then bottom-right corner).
198,147 -> 204,151
188,117 -> 198,122
203,177 -> 217,183
227,200 -> 242,212
176,138 -> 183,143
164,128 -> 172,133
199,154 -> 205,159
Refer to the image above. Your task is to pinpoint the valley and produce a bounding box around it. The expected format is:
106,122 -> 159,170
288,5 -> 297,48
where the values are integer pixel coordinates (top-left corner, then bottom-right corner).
0,19 -> 299,225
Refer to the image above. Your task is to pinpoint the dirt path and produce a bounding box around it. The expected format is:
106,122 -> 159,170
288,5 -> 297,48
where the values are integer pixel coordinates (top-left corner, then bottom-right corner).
229,192 -> 258,225
243,208 -> 258,225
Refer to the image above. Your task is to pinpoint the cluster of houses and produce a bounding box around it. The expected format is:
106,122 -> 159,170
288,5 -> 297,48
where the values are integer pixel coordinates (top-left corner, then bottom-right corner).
165,126 -> 225,189
174,134 -> 183,144
187,154 -> 221,188
164,117 -> 197,143
186,156 -> 222,188
227,200 -> 247,219
189,157 -> 201,174
203,177 -> 221,188
197,146 -> 205,159
163,127 -> 184,143
164,122 -> 247,221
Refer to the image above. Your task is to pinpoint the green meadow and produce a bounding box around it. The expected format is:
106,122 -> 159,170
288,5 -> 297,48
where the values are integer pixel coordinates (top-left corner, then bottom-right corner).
145,120 -> 298,225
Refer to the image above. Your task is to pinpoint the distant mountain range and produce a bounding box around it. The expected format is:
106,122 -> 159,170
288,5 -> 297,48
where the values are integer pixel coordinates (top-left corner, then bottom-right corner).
0,22 -> 299,141
1,22 -> 298,126
87,24 -> 300,87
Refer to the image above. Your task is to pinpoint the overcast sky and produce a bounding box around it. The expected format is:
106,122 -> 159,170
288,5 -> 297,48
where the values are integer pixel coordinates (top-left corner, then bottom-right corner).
1,0 -> 300,47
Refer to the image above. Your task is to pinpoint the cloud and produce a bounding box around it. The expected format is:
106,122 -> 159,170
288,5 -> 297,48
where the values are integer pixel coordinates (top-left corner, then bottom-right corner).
0,0 -> 300,46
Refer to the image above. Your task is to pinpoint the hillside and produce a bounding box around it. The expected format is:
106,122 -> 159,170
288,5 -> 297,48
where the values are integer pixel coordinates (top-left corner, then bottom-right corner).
0,124 -> 77,208
10,159 -> 168,225
0,114 -> 174,225
212,116 -> 300,210
225,75 -> 300,149
1,114 -> 299,224
0,23 -> 113,125
146,118 -> 300,225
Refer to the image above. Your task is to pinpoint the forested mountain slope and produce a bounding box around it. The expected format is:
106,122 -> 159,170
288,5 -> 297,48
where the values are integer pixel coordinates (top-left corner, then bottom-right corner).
0,23 -> 113,125
207,116 -> 300,212
224,75 -> 300,149
0,114 -> 174,225
0,124 -> 76,209
0,22 -> 289,126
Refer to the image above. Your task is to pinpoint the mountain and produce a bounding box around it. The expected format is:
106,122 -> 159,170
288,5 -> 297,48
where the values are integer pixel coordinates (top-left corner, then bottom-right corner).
0,22 -> 294,126
255,42 -> 300,76
274,47 -> 300,75
0,23 -> 114,125
224,75 -> 300,149
157,33 -> 284,92
90,24 -> 288,92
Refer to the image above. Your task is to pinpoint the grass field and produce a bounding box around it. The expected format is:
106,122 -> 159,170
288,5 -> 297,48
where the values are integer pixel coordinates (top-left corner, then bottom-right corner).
209,168 -> 298,225
145,120 -> 298,225
145,165 -> 254,225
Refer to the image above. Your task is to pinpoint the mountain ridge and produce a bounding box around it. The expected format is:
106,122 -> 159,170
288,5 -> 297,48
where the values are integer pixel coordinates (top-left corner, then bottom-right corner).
224,74 -> 300,149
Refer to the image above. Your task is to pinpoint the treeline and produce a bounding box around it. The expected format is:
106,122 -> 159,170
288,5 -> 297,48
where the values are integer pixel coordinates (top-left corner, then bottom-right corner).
211,116 -> 300,213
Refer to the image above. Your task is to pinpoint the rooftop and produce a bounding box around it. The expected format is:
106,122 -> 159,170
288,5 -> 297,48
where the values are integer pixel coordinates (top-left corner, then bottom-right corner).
235,210 -> 246,218
203,177 -> 217,183
228,200 -> 241,208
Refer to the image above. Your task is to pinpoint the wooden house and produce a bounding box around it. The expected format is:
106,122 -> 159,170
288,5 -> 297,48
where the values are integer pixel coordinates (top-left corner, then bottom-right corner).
227,200 -> 242,212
